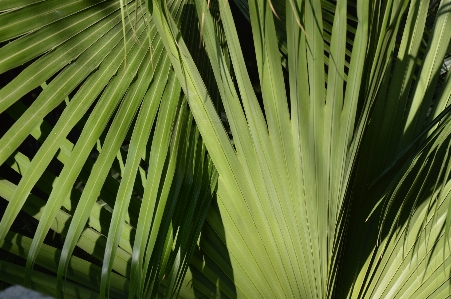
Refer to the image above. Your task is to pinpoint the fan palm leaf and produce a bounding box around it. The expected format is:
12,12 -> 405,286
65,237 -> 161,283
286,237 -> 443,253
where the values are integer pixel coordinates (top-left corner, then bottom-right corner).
150,0 -> 451,298
0,0 -> 218,297
2,0 -> 451,298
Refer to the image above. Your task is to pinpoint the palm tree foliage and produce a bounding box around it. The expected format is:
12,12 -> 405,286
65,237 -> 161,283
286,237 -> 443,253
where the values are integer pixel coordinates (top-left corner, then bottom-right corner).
1,0 -> 451,298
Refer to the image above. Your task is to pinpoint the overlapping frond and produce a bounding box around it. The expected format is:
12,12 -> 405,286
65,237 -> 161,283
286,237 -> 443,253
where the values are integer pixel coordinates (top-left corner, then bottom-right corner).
2,0 -> 451,298
0,0 -> 218,298
149,0 -> 451,298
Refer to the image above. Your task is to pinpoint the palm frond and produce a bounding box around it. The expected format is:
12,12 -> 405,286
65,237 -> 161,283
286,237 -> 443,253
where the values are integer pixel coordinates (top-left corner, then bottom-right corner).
150,0 -> 451,298
0,0 -> 217,297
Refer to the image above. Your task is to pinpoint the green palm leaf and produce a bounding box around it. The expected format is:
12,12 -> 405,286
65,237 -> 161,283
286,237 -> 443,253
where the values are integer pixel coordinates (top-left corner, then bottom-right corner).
150,0 -> 451,298
0,0 -> 218,297
2,0 -> 451,298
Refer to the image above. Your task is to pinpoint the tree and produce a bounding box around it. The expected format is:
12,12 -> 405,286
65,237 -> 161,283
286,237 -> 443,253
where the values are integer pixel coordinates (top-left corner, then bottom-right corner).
1,0 -> 451,298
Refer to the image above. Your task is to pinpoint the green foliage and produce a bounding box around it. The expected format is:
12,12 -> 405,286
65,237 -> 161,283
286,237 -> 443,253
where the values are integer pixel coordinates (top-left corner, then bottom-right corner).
1,0 -> 451,298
